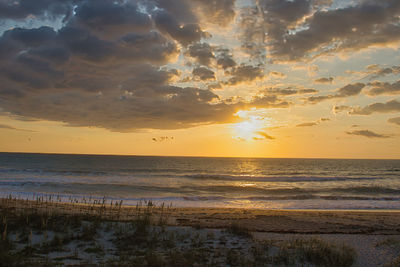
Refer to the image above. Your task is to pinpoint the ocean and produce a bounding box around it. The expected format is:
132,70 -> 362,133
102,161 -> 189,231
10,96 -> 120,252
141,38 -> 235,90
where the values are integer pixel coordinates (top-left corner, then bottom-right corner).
0,152 -> 399,210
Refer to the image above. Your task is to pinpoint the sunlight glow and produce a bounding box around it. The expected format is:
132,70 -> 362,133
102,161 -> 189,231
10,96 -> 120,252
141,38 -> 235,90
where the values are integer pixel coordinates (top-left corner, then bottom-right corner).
232,109 -> 271,141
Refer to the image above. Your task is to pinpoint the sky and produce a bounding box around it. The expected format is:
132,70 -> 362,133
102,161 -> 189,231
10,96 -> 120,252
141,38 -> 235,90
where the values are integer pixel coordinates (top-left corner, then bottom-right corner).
0,0 -> 399,159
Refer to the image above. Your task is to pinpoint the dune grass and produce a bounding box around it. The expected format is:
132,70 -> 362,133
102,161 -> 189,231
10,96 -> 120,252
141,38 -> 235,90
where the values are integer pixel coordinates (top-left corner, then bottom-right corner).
0,195 -> 360,266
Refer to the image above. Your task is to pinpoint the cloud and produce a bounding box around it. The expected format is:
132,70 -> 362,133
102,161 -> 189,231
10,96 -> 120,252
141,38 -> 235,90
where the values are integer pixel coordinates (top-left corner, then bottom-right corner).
337,83 -> 366,97
250,95 -> 291,109
192,67 -> 215,81
226,64 -> 264,85
0,1 -> 252,132
258,0 -> 312,61
388,117 -> 400,126
147,0 -> 236,27
0,0 -> 77,20
207,83 -> 222,90
215,48 -> 236,69
314,77 -> 334,84
191,0 -> 236,27
259,0 -> 400,61
296,122 -> 319,127
347,65 -> 400,80
346,130 -> 390,139
263,87 -> 317,96
187,43 -> 215,66
0,124 -> 35,132
307,83 -> 365,103
296,118 -> 330,127
253,131 -> 275,140
238,6 -> 267,63
71,1 -> 152,39
268,71 -> 286,79
367,65 -> 400,79
349,99 -> 400,115
152,10 -> 206,46
332,105 -> 351,114
366,80 -> 400,96
1,0 -> 397,134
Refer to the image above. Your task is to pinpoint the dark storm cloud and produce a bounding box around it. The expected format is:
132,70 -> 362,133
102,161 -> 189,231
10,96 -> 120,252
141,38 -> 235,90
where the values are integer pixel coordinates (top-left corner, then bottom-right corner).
388,117 -> 400,126
315,77 -> 334,84
349,99 -> 400,115
192,67 -> 215,81
366,80 -> 400,96
307,83 -> 365,104
346,130 -> 389,139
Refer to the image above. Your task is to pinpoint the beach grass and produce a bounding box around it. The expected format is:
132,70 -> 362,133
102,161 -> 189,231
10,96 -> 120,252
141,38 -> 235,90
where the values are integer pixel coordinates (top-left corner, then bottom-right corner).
1,195 -> 400,266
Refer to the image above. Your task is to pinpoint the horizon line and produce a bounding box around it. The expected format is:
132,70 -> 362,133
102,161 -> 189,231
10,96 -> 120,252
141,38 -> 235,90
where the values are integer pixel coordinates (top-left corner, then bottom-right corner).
0,151 -> 399,161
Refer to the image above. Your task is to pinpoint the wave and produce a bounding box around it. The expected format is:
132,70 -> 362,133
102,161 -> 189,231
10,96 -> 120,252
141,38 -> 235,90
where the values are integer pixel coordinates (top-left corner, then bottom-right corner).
327,186 -> 400,194
1,167 -> 395,182
1,181 -> 400,197
0,167 -> 197,176
183,174 -> 384,182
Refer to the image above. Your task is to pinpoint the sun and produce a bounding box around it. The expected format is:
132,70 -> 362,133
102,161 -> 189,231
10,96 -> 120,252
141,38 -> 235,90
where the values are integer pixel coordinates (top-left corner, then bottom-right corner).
232,109 -> 271,141
233,120 -> 263,140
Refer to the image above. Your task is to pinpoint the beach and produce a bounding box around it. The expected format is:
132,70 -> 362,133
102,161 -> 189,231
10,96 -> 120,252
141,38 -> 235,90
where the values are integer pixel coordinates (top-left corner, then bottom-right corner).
1,197 -> 400,266
1,154 -> 400,265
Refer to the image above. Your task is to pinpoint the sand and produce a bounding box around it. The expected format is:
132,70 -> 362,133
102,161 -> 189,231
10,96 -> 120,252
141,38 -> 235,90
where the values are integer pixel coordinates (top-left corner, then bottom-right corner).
1,197 -> 400,266
4,198 -> 400,234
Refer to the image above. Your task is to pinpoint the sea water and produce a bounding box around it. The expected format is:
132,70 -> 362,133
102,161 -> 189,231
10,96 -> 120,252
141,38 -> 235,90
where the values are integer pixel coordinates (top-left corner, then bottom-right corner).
0,152 -> 399,210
